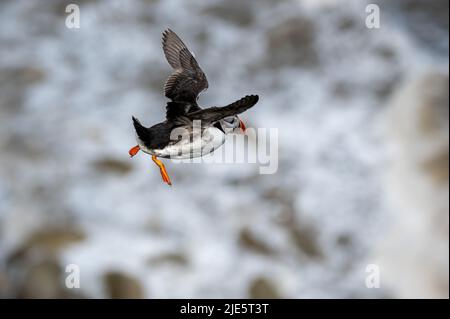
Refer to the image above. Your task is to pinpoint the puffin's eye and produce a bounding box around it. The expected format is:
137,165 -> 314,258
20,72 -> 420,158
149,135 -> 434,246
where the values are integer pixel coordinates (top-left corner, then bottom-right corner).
223,117 -> 234,124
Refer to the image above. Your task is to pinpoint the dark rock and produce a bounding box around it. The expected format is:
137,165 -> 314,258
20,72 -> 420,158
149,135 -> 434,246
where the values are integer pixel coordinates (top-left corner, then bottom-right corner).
16,258 -> 84,298
103,271 -> 144,299
239,228 -> 275,256
416,73 -> 449,135
248,277 -> 281,299
0,67 -> 45,114
374,76 -> 401,100
333,81 -> 353,99
8,228 -> 86,266
379,0 -> 449,55
375,46 -> 397,61
4,227 -> 86,298
17,259 -> 61,298
337,15 -> 357,31
0,271 -> 9,298
261,186 -> 294,206
202,2 -> 254,26
266,17 -> 318,68
289,225 -> 323,259
259,186 -> 322,258
336,233 -> 353,248
422,150 -> 449,185
93,158 -> 133,175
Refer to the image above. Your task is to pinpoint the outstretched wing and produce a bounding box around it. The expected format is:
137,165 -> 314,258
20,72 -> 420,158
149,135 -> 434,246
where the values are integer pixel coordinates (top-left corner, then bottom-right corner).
162,29 -> 208,104
186,95 -> 259,125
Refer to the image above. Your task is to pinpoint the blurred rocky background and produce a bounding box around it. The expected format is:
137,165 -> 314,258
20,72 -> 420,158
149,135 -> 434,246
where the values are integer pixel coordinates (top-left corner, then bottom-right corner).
0,0 -> 448,298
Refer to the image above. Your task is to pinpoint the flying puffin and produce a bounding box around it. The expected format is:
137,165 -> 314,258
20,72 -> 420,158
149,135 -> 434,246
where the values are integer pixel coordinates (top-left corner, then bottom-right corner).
129,29 -> 259,186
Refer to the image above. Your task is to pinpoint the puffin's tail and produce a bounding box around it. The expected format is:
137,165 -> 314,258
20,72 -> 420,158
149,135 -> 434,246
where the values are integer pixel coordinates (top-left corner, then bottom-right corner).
132,116 -> 151,142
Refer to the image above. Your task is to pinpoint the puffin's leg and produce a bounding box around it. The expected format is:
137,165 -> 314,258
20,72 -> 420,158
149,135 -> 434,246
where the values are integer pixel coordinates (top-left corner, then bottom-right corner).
152,155 -> 172,186
129,145 -> 140,157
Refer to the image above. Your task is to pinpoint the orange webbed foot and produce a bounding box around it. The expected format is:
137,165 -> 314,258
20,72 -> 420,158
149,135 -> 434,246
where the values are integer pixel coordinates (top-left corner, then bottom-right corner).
129,145 -> 140,158
152,155 -> 172,186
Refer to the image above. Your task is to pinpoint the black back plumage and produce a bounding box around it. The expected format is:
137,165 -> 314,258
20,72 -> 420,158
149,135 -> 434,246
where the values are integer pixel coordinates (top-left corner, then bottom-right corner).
133,117 -> 178,150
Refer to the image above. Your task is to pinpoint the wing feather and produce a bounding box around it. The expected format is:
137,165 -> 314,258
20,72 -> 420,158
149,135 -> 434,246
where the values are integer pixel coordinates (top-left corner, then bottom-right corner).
186,95 -> 259,125
162,29 -> 208,103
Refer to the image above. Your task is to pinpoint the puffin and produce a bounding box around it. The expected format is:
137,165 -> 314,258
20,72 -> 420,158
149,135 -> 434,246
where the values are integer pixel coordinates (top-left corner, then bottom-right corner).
129,29 -> 259,186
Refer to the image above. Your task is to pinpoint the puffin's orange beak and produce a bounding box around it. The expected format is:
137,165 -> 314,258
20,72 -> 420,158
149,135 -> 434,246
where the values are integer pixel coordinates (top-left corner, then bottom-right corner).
239,118 -> 246,132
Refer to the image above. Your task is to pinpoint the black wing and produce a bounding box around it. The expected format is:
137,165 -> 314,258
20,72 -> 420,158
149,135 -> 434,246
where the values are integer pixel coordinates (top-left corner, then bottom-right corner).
165,101 -> 197,120
162,29 -> 208,105
186,95 -> 259,125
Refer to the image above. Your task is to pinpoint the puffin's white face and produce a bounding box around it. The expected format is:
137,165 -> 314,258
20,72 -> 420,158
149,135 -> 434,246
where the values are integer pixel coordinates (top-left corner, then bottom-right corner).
219,116 -> 246,134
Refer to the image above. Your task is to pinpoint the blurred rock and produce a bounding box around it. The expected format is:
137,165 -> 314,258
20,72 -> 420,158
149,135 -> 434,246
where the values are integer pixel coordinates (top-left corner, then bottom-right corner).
16,258 -> 83,299
266,16 -> 318,68
374,46 -> 397,61
202,1 -> 254,26
289,225 -> 323,259
0,67 -> 45,114
261,186 -> 294,207
380,0 -> 449,55
333,81 -> 353,100
0,270 -> 9,298
374,74 -> 402,100
262,187 -> 323,259
336,233 -> 353,248
248,277 -> 281,299
4,228 -> 86,298
239,228 -> 275,256
422,150 -> 449,185
103,271 -> 144,299
2,131 -> 46,159
93,158 -> 133,175
8,228 -> 86,264
377,70 -> 449,298
336,15 -> 357,31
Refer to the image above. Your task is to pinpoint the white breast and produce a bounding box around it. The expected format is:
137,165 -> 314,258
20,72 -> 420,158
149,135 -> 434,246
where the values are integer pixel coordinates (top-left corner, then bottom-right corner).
143,127 -> 226,159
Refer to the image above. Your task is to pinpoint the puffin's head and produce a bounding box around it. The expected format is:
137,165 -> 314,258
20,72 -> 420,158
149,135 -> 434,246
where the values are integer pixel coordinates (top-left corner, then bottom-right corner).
218,116 -> 246,134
